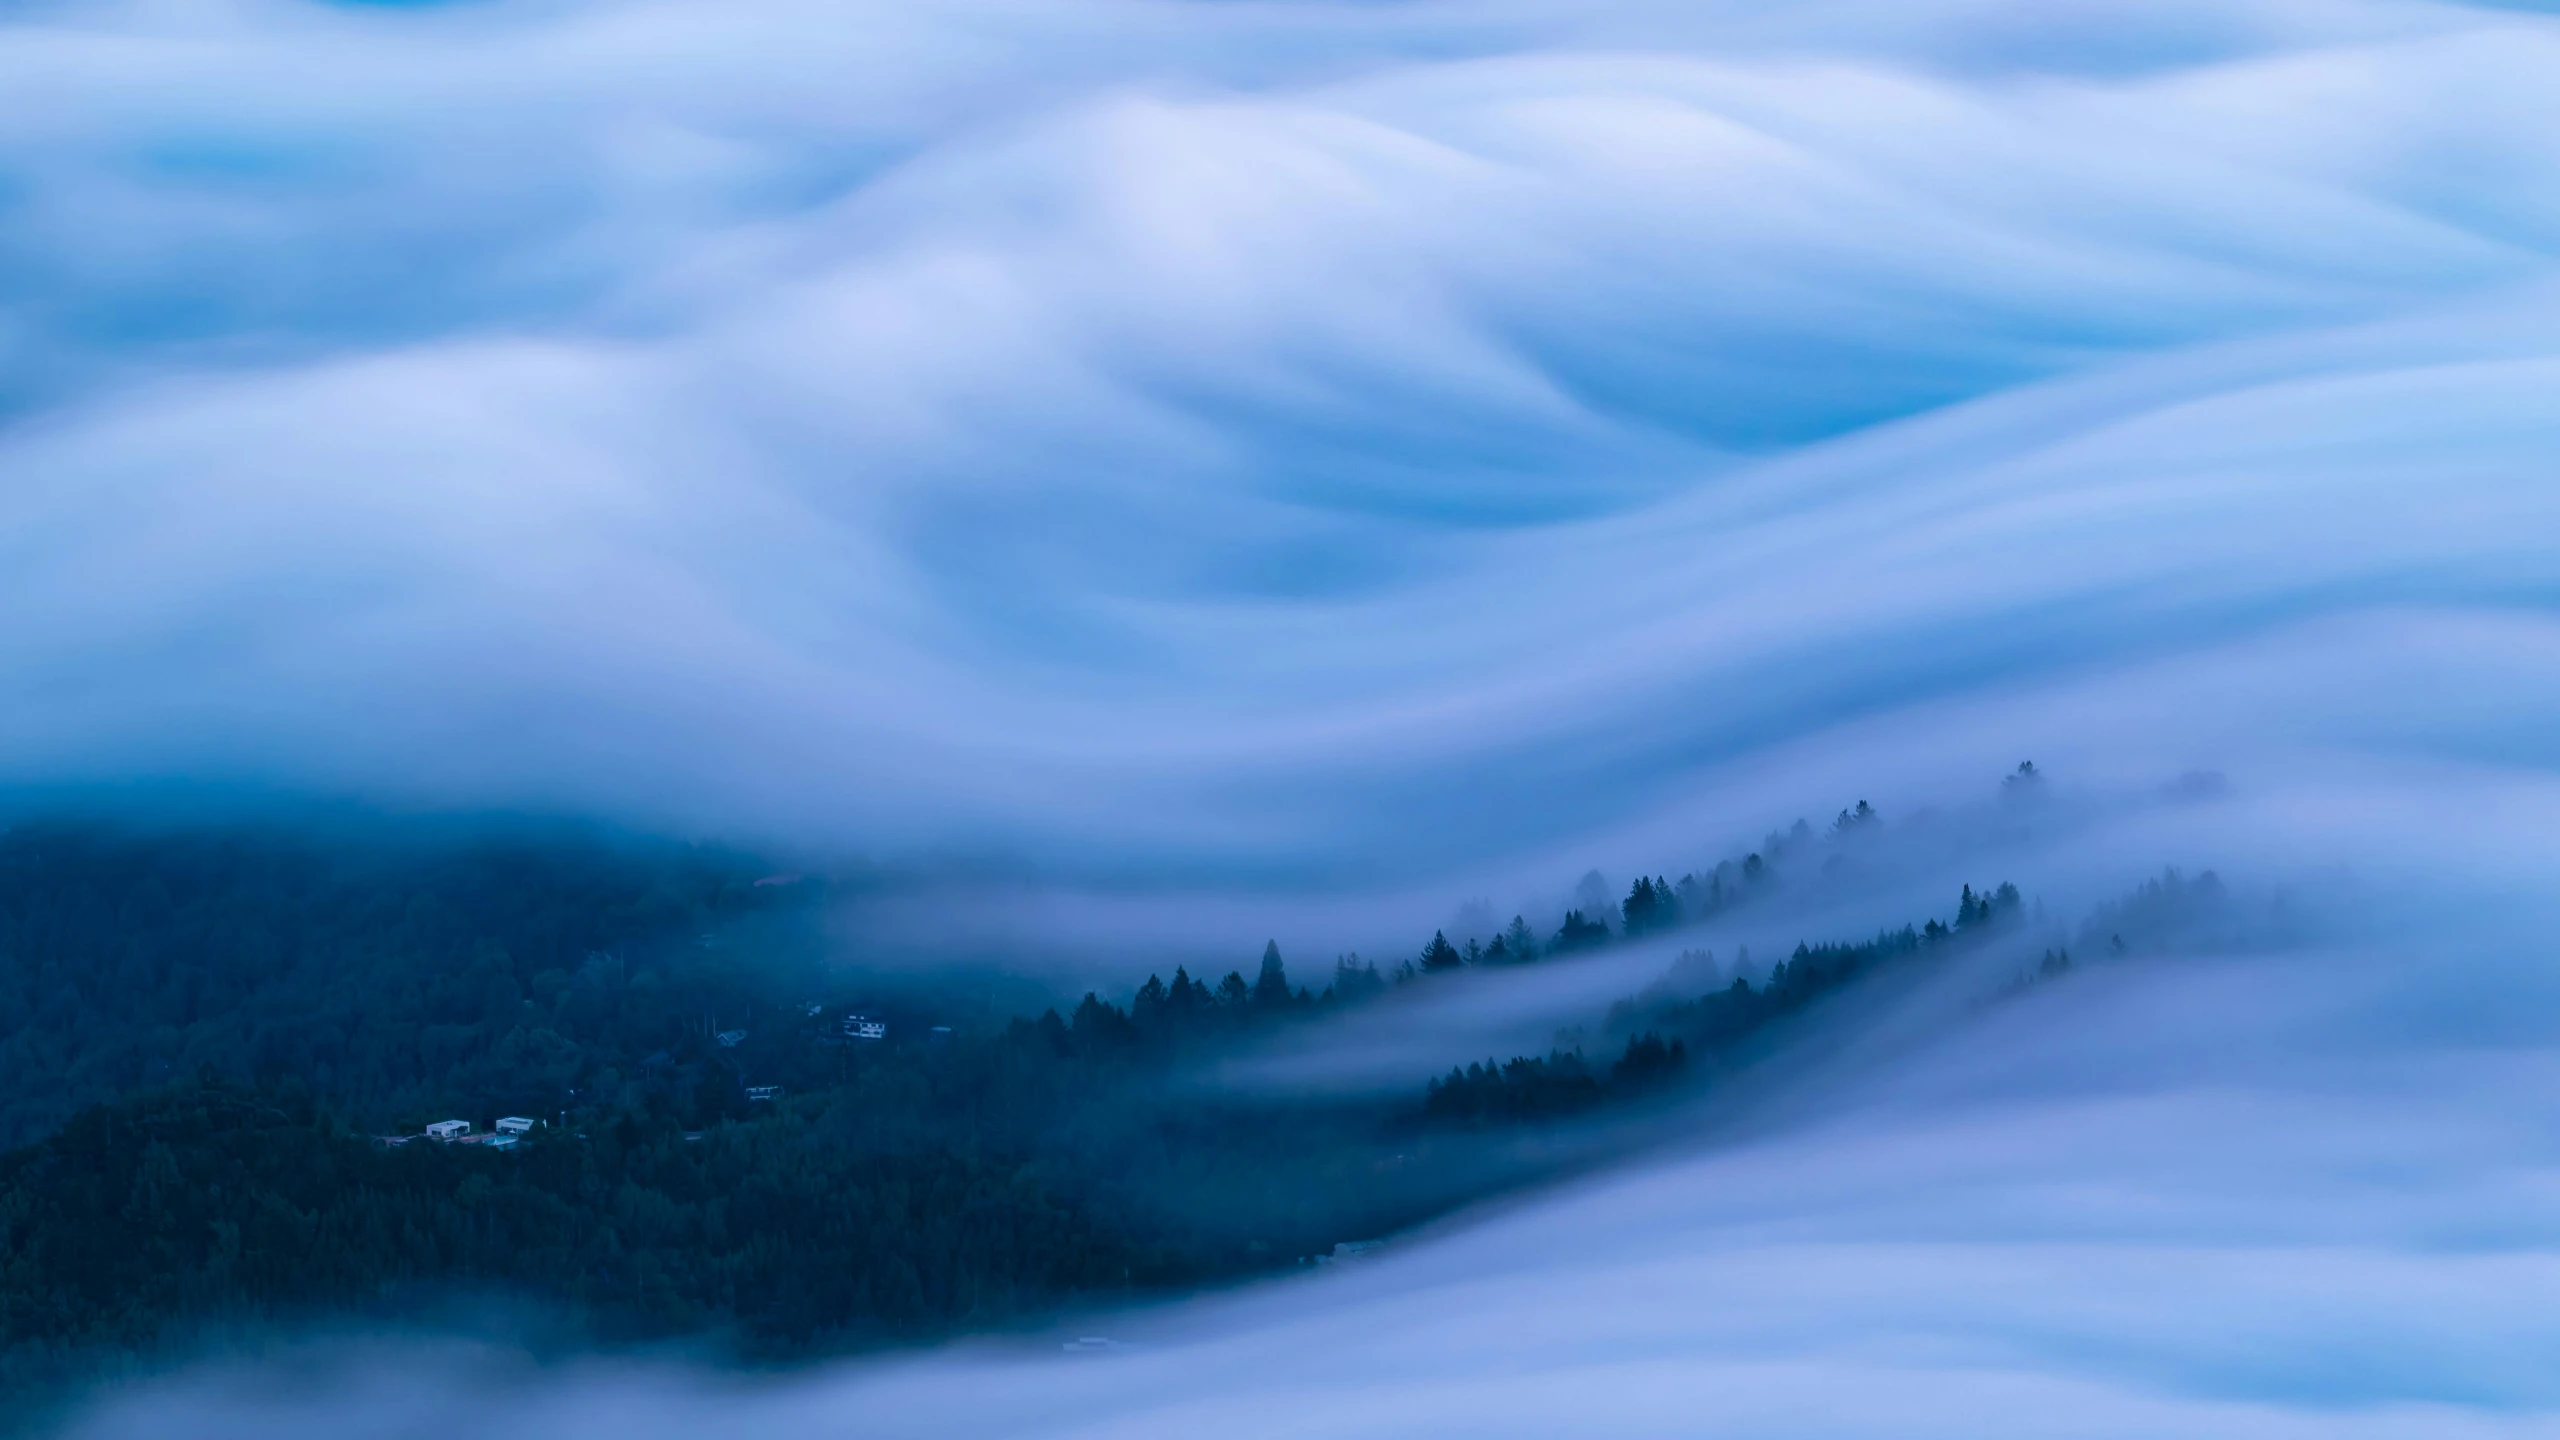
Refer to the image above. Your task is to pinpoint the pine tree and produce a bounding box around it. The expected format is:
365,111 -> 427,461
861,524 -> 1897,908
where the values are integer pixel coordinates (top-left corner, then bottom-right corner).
1502,916 -> 1538,964
1252,942 -> 1291,1007
1419,932 -> 1464,973
1166,968 -> 1205,1021
1132,974 -> 1169,1028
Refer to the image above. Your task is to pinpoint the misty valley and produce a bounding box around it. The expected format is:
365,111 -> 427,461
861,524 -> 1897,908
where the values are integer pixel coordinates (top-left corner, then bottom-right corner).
0,780 -> 2245,1419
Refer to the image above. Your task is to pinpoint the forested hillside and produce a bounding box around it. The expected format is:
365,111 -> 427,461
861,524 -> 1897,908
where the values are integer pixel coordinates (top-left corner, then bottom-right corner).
0,822 -> 809,1149
0,803 -> 2217,1416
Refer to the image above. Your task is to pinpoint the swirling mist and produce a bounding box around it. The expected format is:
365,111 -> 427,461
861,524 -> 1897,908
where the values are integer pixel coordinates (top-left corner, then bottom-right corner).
4,0 -> 2554,884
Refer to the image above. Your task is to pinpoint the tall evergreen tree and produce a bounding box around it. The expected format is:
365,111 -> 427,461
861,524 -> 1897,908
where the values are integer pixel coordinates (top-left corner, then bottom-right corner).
1132,974 -> 1170,1028
1502,916 -> 1538,964
1419,931 -> 1464,973
1253,942 -> 1291,1007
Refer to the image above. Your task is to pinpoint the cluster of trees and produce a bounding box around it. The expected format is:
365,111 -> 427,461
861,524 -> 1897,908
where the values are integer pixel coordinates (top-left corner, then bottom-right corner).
0,984 -> 1418,1402
0,781 -> 1988,1148
0,969 -> 1596,1407
1604,882 -> 2025,1048
1388,790 -> 1895,978
2078,867 -> 2232,954
0,809 -> 2084,1412
1398,864 -> 1743,976
0,1076 -> 1154,1402
1421,880 -> 2033,1139
0,821 -> 822,1149
0,824 -> 1520,1403
1420,1034 -> 1689,1126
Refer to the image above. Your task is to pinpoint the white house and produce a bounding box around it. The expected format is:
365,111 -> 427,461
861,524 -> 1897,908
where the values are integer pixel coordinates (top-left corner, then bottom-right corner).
494,1116 -> 535,1135
715,1029 -> 747,1047
843,1014 -> 886,1041
425,1119 -> 470,1141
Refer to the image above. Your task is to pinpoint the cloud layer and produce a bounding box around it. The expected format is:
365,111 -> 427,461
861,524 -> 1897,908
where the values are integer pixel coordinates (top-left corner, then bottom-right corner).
5,0 -> 2557,886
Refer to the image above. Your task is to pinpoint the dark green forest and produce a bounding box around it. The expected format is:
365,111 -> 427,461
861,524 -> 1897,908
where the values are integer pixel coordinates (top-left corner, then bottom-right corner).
0,803 -> 2208,1413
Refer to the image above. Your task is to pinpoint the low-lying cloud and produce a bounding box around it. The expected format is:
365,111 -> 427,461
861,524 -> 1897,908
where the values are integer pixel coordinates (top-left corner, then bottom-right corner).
4,0 -> 2556,889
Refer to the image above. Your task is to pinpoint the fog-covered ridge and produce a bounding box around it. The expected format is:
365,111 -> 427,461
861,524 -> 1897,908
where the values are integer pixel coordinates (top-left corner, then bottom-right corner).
51,805 -> 2560,1437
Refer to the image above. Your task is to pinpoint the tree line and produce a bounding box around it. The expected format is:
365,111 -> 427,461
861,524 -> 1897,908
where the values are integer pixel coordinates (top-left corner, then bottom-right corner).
0,787 -> 2163,1415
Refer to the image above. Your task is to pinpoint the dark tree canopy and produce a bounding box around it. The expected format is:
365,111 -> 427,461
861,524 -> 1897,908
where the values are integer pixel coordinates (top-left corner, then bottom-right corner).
1621,877 -> 1682,936
1254,942 -> 1293,1006
1419,932 -> 1465,973
0,797 -> 2109,1412
1551,909 -> 1611,954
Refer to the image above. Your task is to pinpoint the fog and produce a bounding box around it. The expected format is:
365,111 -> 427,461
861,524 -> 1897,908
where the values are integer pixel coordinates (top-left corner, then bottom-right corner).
12,0 -> 2560,1430
5,0 -> 2557,884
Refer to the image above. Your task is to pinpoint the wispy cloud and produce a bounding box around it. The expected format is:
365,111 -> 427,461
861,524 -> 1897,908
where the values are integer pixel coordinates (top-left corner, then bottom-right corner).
4,0 -> 2555,885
